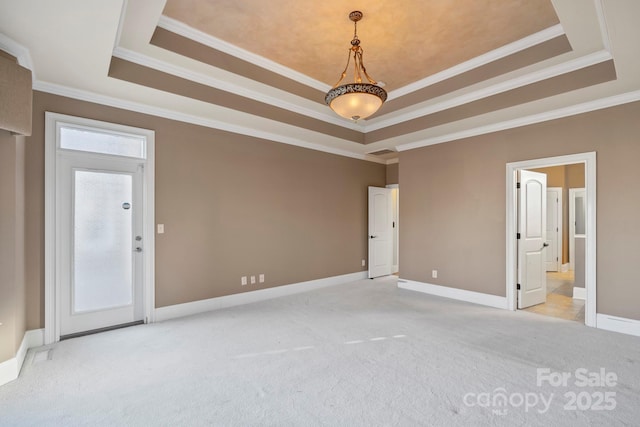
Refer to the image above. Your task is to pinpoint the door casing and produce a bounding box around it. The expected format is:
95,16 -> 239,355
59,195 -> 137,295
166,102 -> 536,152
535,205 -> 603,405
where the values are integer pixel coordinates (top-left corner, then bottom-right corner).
44,112 -> 155,344
546,187 -> 563,272
506,152 -> 596,327
569,188 -> 586,271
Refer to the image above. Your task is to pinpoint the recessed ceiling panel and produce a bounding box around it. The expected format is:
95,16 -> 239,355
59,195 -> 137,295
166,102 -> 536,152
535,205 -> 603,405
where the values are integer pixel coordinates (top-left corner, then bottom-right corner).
163,0 -> 560,90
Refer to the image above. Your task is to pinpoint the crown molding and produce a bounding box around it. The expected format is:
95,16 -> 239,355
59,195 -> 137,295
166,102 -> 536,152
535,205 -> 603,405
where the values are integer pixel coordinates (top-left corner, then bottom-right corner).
364,49 -> 613,132
386,158 -> 399,165
112,46 -> 362,131
157,15 -> 332,93
113,0 -> 129,50
387,24 -> 566,101
395,89 -> 640,152
33,80 -> 385,164
0,32 -> 35,77
594,0 -> 611,51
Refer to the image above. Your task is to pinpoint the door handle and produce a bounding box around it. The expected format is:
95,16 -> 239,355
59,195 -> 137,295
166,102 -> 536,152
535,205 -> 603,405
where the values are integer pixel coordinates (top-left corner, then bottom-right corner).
135,247 -> 143,253
370,235 -> 377,239
541,243 -> 549,250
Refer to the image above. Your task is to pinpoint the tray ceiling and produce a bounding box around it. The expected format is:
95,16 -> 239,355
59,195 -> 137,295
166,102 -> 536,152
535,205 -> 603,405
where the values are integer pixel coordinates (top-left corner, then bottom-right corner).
1,0 -> 638,163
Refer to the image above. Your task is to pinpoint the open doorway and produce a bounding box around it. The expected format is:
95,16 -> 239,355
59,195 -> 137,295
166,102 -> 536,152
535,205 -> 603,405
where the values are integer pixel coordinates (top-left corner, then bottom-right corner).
506,153 -> 596,327
520,165 -> 585,322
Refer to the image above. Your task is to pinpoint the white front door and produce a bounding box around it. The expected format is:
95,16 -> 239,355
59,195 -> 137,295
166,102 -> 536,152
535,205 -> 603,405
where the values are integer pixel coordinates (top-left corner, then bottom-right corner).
517,170 -> 547,309
57,156 -> 145,337
368,186 -> 392,278
545,188 -> 562,272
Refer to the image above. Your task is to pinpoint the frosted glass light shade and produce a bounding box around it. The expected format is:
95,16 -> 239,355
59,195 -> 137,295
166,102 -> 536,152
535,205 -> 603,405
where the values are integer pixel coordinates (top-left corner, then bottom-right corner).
325,83 -> 387,121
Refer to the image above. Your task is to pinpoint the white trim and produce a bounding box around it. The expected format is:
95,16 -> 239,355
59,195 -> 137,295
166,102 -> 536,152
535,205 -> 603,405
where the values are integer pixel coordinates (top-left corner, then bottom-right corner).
573,287 -> 586,300
33,81 -> 386,165
111,47 -> 359,131
388,24 -> 565,100
569,189 -> 586,272
596,314 -> 640,337
44,113 -> 156,344
157,15 -> 331,93
397,279 -> 508,310
547,187 -> 563,272
0,329 -> 44,387
561,263 -> 570,273
396,90 -> 640,152
367,50 -> 612,132
155,271 -> 367,322
506,152 -> 597,328
143,133 -> 156,324
112,0 -> 128,51
593,0 -> 612,51
0,32 -> 35,76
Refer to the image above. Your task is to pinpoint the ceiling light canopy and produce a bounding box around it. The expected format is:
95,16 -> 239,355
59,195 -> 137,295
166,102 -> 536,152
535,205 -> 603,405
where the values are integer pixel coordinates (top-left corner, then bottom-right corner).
325,11 -> 387,121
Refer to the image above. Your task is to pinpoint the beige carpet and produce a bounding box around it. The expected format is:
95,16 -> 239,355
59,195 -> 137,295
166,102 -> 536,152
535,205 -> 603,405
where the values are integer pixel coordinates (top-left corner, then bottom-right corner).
0,276 -> 638,426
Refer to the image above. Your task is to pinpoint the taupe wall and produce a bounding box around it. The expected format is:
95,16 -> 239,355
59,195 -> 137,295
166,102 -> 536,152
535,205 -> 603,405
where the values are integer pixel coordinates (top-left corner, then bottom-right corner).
24,92 -> 385,327
531,164 -> 585,264
386,163 -> 399,185
0,131 -> 26,363
400,101 -> 640,320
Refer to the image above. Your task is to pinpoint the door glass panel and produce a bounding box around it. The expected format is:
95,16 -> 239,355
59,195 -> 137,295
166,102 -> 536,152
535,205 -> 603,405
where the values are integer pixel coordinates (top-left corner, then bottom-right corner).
575,196 -> 586,235
61,126 -> 145,158
74,170 -> 133,312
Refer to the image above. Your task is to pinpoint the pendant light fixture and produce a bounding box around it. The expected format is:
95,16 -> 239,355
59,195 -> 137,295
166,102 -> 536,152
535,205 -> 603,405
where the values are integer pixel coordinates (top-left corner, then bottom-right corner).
325,11 -> 387,121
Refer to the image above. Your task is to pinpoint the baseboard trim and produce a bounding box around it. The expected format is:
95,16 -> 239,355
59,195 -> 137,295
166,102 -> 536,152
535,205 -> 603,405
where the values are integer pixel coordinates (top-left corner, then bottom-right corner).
573,286 -> 586,300
0,329 -> 44,387
561,263 -> 570,272
155,271 -> 368,322
398,279 -> 508,310
596,314 -> 640,337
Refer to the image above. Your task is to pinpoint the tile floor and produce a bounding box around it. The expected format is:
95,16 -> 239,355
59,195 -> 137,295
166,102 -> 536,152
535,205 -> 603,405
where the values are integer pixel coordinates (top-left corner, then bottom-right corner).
522,270 -> 585,322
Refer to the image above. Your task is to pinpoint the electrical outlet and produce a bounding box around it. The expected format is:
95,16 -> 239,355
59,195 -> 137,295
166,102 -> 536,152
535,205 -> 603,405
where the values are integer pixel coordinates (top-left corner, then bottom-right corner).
362,259 -> 366,267
251,276 -> 256,284
432,270 -> 438,279
241,276 -> 247,286
157,224 -> 164,234
259,274 -> 265,283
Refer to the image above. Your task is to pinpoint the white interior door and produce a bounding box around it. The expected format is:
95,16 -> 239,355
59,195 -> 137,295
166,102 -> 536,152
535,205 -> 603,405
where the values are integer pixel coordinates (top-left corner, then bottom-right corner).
368,186 -> 392,278
58,155 -> 144,336
569,188 -> 586,271
545,188 -> 562,272
517,170 -> 547,309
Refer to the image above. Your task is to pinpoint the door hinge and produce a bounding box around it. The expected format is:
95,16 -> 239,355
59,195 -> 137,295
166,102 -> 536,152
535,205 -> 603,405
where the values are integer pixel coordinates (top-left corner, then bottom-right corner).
392,221 -> 395,228
516,233 -> 521,239
517,283 -> 521,290
556,257 -> 559,261
516,182 -> 521,189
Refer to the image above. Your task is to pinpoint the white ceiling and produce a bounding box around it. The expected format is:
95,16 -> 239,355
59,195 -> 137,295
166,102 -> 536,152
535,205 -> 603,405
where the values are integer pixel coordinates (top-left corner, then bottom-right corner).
1,0 -> 639,164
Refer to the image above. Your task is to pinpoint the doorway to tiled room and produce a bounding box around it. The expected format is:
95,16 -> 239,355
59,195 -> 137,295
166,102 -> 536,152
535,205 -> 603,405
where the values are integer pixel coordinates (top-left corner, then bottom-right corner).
523,270 -> 584,322
508,153 -> 594,326
520,163 -> 586,323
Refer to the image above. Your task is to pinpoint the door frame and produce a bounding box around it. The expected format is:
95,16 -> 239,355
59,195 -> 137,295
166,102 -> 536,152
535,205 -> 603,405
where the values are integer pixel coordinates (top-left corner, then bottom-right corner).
368,186 -> 393,278
506,152 -> 596,327
546,187 -> 563,272
569,188 -> 586,271
386,184 -> 399,274
44,112 -> 156,344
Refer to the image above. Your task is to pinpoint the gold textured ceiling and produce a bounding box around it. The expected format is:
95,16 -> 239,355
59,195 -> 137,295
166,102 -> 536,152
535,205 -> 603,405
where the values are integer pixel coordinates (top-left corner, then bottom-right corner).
162,0 -> 559,90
